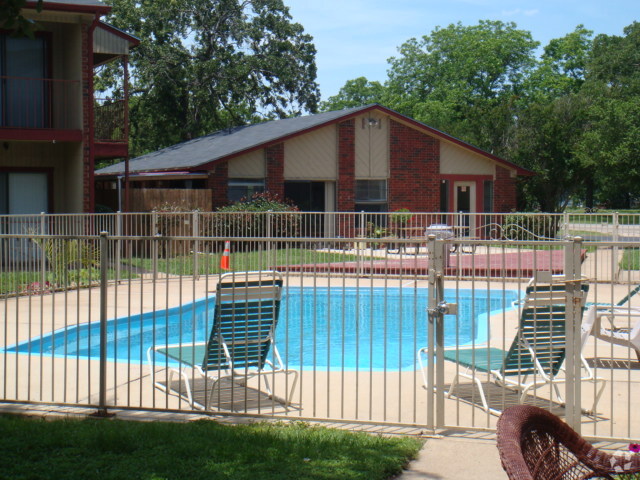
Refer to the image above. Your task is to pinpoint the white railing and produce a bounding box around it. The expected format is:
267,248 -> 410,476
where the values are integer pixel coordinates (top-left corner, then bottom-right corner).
0,214 -> 639,441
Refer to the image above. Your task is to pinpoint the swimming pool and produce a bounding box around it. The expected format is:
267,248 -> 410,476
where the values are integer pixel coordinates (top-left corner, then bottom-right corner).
5,287 -> 518,371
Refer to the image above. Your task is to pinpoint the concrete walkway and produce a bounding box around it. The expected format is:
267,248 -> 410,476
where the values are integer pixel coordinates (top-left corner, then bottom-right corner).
399,434 -> 507,479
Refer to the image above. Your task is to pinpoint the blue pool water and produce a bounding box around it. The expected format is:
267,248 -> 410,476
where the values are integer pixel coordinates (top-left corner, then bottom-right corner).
6,287 -> 518,371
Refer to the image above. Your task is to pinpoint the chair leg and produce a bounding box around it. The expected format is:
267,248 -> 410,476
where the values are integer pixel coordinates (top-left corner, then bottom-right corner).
590,377 -> 607,413
449,370 -> 492,414
445,373 -> 459,399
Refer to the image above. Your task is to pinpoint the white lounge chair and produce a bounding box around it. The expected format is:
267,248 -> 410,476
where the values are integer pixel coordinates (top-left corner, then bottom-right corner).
421,273 -> 605,414
583,304 -> 640,361
147,271 -> 298,410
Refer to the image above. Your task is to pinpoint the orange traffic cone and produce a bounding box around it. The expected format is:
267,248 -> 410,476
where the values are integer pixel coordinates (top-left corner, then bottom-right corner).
220,241 -> 231,270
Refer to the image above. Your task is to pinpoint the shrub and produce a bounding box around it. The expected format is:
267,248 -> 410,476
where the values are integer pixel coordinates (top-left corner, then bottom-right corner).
206,192 -> 301,243
500,213 -> 561,240
390,208 -> 413,227
30,236 -> 100,288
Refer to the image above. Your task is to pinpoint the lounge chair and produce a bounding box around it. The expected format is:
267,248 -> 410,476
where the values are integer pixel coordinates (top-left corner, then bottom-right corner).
424,273 -> 605,414
497,405 -> 640,479
583,304 -> 640,361
147,271 -> 298,410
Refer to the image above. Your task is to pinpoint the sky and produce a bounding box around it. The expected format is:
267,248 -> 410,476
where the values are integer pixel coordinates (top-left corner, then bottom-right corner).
284,0 -> 638,101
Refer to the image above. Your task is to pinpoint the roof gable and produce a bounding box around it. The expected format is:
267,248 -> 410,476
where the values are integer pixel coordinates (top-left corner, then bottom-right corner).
95,104 -> 532,176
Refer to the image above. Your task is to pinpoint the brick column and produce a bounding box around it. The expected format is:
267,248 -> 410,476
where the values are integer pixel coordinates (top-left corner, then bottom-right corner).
388,120 -> 440,212
208,161 -> 228,209
265,143 -> 284,198
495,165 -> 517,212
337,119 -> 356,212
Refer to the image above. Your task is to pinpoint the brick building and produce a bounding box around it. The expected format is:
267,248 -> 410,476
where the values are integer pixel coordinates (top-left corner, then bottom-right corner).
95,104 -> 531,217
0,0 -> 137,216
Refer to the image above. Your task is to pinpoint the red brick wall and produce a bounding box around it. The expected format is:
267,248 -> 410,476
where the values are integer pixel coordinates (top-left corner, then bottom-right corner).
81,21 -> 93,213
494,165 -> 517,212
265,143 -> 284,198
388,120 -> 440,212
337,120 -> 356,211
209,161 -> 228,208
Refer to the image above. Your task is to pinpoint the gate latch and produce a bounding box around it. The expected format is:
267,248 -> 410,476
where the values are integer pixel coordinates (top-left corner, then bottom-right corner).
428,301 -> 458,319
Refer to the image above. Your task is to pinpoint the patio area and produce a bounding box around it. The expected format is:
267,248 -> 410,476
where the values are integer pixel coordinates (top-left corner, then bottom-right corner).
1,268 -> 639,437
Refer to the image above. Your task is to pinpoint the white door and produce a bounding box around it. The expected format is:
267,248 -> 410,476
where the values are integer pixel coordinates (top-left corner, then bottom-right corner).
7,172 -> 49,262
9,172 -> 48,216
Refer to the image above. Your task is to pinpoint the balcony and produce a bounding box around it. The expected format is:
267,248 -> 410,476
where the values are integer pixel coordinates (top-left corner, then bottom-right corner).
0,76 -> 82,142
0,77 -> 129,158
94,97 -> 129,159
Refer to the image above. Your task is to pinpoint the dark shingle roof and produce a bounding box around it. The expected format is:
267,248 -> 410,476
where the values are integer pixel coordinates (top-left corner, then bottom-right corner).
96,106 -> 374,176
96,104 -> 533,177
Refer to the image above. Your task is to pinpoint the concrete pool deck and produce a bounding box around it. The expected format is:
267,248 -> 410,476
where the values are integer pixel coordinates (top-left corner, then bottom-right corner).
2,256 -> 640,478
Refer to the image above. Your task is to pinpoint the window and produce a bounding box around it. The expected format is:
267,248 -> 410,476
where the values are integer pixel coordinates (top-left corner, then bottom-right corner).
483,180 -> 494,212
0,172 -> 49,215
0,34 -> 49,128
355,179 -> 387,212
439,179 -> 449,222
228,178 -> 264,203
355,179 -> 387,227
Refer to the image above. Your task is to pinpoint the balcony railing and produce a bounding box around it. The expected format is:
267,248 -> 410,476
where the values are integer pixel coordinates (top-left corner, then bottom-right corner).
0,76 -> 81,130
95,97 -> 126,142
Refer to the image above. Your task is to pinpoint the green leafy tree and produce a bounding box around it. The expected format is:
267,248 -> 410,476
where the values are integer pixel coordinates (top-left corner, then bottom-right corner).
0,0 -> 43,38
512,94 -> 591,212
385,20 -> 538,153
319,77 -> 387,111
99,0 -> 320,156
524,25 -> 593,100
576,22 -> 640,208
511,27 -> 594,212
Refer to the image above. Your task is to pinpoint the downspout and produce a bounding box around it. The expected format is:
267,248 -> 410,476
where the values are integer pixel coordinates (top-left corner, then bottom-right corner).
117,175 -> 123,212
123,55 -> 130,212
87,14 -> 100,213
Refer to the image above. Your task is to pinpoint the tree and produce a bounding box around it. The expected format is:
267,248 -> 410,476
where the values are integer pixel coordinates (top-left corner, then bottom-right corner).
385,20 -> 539,153
513,94 -> 591,212
576,22 -> 640,208
1,0 -> 43,37
99,0 -> 320,156
319,77 -> 387,111
524,25 -> 593,100
511,26 -> 594,212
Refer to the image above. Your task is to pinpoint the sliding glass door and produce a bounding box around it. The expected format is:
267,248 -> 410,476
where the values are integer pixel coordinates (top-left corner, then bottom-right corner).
1,35 -> 49,128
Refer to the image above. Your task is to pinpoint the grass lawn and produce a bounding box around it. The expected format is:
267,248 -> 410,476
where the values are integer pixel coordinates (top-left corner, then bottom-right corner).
0,269 -> 137,296
567,209 -> 640,225
124,248 -> 362,276
0,414 -> 422,480
620,249 -> 640,270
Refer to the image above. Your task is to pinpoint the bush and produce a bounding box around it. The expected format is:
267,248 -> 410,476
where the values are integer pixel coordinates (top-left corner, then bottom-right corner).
152,202 -> 199,236
390,208 -> 413,227
500,213 -> 561,240
206,192 -> 301,243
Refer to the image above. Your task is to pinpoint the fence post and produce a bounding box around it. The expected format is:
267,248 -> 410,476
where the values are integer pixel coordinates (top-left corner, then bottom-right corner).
266,210 -> 273,269
613,211 -> 620,282
426,234 -> 447,430
564,236 -> 583,433
40,212 -> 46,289
115,211 -> 121,283
193,211 -> 199,279
94,231 -> 113,417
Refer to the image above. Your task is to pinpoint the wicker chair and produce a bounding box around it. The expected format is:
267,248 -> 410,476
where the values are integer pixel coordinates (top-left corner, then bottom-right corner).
496,405 -> 640,479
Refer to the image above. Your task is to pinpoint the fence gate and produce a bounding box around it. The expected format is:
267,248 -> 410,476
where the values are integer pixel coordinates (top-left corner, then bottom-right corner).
424,235 -> 450,430
425,236 -> 587,434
